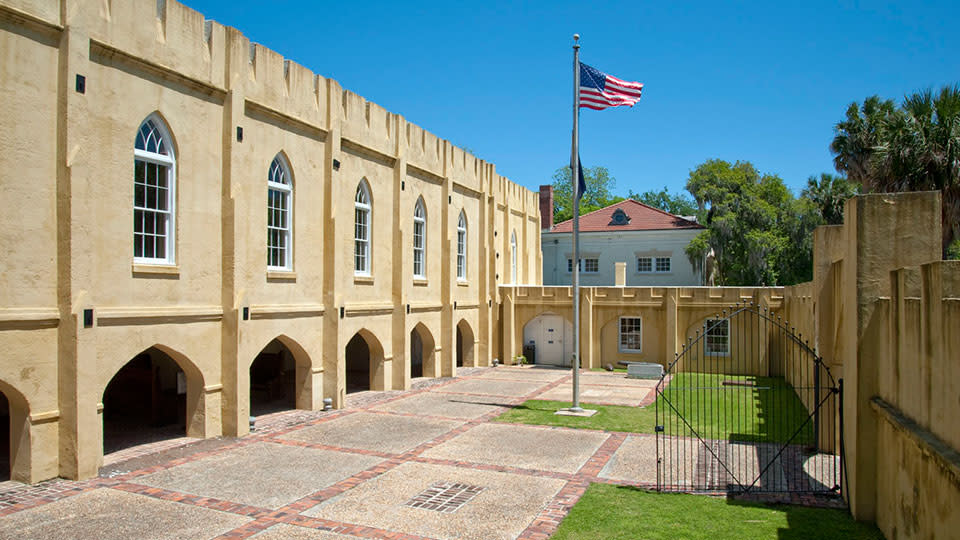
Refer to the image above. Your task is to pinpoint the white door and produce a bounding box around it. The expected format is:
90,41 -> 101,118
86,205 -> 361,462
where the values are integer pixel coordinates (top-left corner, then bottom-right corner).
523,314 -> 569,366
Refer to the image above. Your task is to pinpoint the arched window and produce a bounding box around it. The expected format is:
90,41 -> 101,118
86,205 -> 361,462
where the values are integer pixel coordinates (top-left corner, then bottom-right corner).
456,211 -> 467,281
413,198 -> 426,278
267,154 -> 293,270
510,231 -> 518,284
134,115 -> 175,263
354,180 -> 371,275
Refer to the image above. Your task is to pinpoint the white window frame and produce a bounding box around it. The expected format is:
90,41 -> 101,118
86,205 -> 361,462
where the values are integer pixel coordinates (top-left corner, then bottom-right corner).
567,258 -> 599,273
618,316 -> 643,353
637,256 -> 672,273
354,180 -> 371,275
133,115 -> 176,265
413,198 -> 426,278
510,231 -> 518,284
267,154 -> 293,271
456,211 -> 467,281
705,318 -> 730,355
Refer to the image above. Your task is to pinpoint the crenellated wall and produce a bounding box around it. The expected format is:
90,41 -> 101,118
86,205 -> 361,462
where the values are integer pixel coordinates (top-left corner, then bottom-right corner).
0,0 -> 540,482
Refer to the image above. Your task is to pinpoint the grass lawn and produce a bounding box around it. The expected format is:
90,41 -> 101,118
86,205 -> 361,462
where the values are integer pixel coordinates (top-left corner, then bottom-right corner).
551,484 -> 884,540
495,372 -> 814,445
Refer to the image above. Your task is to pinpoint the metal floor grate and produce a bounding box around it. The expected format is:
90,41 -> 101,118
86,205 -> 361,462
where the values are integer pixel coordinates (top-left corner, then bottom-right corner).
405,481 -> 484,513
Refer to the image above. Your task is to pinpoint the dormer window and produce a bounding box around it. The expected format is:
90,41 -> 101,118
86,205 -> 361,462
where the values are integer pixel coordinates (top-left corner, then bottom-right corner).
610,208 -> 630,225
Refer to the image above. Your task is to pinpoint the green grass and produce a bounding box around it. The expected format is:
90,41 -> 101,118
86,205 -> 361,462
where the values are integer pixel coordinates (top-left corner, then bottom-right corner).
551,484 -> 884,540
493,399 -> 657,433
590,366 -> 628,372
495,373 -> 815,445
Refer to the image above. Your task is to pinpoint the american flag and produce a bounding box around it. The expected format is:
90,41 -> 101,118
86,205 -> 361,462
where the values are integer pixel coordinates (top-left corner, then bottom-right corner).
579,62 -> 643,110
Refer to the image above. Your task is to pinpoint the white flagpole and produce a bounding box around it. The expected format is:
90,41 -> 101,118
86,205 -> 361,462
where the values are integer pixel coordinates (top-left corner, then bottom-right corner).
570,34 -> 583,412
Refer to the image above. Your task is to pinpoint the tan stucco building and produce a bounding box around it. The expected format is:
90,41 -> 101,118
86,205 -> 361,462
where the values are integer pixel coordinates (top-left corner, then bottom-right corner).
0,0 -> 543,483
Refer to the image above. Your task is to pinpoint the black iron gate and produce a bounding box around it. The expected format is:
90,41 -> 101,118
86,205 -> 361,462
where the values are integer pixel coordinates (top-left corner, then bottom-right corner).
655,302 -> 843,495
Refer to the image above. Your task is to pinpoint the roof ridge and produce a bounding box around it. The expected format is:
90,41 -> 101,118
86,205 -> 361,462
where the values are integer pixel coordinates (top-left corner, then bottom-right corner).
551,198 -> 699,230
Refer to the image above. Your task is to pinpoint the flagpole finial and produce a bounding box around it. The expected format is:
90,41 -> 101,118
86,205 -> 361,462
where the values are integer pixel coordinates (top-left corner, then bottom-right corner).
573,34 -> 580,49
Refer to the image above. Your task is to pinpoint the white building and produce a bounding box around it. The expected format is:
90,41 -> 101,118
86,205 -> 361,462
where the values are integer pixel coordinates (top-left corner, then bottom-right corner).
539,188 -> 705,286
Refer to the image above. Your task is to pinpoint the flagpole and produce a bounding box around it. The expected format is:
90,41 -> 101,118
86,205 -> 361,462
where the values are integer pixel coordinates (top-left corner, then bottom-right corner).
570,34 -> 583,413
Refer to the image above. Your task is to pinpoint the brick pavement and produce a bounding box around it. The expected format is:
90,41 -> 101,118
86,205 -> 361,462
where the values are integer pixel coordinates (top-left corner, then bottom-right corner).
0,366 -> 842,540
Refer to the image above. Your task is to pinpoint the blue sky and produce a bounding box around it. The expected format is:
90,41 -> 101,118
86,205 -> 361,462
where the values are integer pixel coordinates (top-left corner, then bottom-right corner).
187,0 -> 959,197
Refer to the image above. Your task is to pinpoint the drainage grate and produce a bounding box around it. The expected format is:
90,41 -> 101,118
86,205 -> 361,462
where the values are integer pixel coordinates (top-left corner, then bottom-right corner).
405,481 -> 484,513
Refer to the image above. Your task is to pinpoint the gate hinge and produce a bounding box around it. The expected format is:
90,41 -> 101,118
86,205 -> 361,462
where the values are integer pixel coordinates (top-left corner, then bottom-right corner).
655,425 -> 664,432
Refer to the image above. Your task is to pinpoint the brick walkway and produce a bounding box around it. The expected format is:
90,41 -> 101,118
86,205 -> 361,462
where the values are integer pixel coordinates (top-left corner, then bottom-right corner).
0,367 -> 841,540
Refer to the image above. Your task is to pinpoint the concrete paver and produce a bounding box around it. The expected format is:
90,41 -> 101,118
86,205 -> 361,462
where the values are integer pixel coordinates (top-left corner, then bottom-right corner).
249,523 -> 363,540
421,422 -> 608,474
475,367 -> 569,382
278,411 -> 463,453
136,441 -> 384,509
305,461 -> 566,540
538,383 -> 655,406
439,378 -> 546,397
598,434 -> 659,484
372,392 -> 514,419
0,488 -> 250,540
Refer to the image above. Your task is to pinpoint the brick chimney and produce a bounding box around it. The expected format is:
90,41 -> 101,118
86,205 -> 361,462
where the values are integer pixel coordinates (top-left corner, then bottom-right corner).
538,185 -> 554,230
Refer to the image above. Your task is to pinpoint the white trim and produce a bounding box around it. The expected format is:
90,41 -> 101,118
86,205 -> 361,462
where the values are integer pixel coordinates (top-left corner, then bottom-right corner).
567,258 -> 599,274
267,154 -> 293,271
510,231 -> 518,284
133,115 -> 176,265
413,197 -> 426,278
704,318 -> 730,356
456,211 -> 467,281
618,316 -> 643,353
354,180 -> 371,276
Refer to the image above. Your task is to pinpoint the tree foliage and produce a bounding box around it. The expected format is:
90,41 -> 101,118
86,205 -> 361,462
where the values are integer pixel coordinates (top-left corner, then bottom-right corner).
801,173 -> 861,225
627,186 -> 698,216
831,84 -> 960,255
551,165 -> 624,223
684,159 -> 821,286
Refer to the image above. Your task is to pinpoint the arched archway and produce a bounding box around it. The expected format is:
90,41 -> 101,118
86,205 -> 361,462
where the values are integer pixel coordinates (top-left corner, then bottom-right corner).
0,380 -> 29,482
102,346 -> 201,455
456,319 -> 475,368
346,330 -> 386,393
410,323 -> 437,379
523,312 -> 573,366
250,337 -> 310,416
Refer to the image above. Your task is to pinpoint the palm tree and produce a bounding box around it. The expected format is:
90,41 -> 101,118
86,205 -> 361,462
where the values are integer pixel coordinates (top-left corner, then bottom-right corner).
830,96 -> 897,190
831,85 -> 960,255
802,173 -> 860,225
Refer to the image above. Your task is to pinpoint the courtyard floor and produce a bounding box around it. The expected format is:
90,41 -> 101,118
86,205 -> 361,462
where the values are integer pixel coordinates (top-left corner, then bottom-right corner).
0,366 -> 824,540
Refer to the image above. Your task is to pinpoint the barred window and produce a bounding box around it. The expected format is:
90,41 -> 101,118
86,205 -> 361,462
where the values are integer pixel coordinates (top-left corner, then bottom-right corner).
413,198 -> 426,278
134,116 -> 175,263
656,257 -> 671,272
618,317 -> 642,353
705,318 -> 730,355
354,180 -> 371,275
456,211 -> 467,280
637,257 -> 652,272
267,155 -> 292,270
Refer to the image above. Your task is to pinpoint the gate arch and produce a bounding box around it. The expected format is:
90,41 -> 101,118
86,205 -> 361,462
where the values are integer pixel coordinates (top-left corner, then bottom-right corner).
249,335 -> 312,415
522,312 -> 572,367
456,319 -> 474,368
655,302 -> 842,495
345,330 -> 386,393
101,345 -> 205,455
410,323 -> 437,378
0,378 -> 29,482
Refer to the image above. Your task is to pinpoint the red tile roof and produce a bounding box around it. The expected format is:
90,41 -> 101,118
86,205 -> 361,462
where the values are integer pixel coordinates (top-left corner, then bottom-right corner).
549,199 -> 703,233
